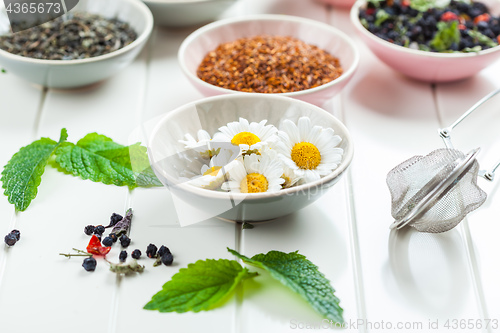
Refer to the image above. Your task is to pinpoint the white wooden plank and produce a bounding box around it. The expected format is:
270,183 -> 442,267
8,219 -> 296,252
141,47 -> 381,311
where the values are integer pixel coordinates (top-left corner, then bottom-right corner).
435,60 -> 500,330
115,187 -> 238,333
331,7 -> 483,332
0,74 -> 43,329
0,46 -> 148,332
237,179 -> 360,333
112,20 -> 239,333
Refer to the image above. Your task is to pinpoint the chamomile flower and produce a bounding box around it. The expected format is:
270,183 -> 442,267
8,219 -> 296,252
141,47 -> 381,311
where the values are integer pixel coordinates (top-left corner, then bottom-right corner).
213,118 -> 278,152
275,117 -> 343,183
188,148 -> 238,190
222,153 -> 284,193
281,165 -> 301,188
179,129 -> 216,159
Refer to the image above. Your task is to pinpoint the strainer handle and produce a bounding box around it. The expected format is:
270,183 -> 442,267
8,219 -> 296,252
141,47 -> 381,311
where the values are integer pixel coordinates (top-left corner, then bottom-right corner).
438,88 -> 500,182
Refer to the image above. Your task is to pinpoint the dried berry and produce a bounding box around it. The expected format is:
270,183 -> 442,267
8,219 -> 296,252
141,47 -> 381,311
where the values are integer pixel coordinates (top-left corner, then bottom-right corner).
106,213 -> 123,228
10,229 -> 20,241
161,252 -> 174,266
102,236 -> 114,247
82,257 -> 97,271
4,233 -> 17,246
119,250 -> 127,262
109,233 -> 118,243
84,225 -> 95,235
119,234 -> 131,248
146,243 -> 158,258
131,249 -> 141,259
157,245 -> 170,257
94,225 -> 105,235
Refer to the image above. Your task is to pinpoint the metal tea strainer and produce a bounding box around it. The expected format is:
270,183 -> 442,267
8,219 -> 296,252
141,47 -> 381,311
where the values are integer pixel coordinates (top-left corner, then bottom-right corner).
387,89 -> 500,233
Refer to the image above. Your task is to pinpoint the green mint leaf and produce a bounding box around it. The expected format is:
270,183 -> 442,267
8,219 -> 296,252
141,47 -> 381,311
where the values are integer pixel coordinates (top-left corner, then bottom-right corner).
228,248 -> 344,324
1,129 -> 68,211
144,259 -> 258,313
430,21 -> 460,52
53,133 -> 161,189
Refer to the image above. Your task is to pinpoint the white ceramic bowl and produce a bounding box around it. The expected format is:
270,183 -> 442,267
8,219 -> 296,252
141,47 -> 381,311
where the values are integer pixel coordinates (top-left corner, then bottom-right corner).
142,0 -> 236,27
178,14 -> 359,106
350,0 -> 500,82
0,0 -> 153,89
148,94 -> 354,223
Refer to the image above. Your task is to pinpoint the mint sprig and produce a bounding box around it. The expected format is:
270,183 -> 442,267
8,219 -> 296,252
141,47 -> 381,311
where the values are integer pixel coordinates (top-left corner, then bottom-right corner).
1,129 -> 161,211
144,259 -> 258,312
144,249 -> 344,324
1,129 -> 67,211
229,248 -> 344,324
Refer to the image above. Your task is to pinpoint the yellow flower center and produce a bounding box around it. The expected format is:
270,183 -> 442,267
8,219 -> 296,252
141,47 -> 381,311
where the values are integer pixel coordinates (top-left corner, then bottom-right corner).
291,142 -> 321,170
281,175 -> 291,188
240,173 -> 268,193
203,166 -> 222,177
231,132 -> 261,146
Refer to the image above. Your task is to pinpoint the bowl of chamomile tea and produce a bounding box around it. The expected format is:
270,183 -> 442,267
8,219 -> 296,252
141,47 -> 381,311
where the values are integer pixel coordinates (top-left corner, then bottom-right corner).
147,93 -> 354,223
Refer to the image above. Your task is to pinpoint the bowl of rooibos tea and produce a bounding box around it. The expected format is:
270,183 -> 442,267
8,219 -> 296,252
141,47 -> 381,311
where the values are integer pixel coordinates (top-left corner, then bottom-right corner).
0,0 -> 153,89
178,14 -> 359,106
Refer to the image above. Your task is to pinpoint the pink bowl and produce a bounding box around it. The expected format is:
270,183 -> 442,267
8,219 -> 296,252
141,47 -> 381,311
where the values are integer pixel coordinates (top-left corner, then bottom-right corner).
178,14 -> 359,106
315,0 -> 356,9
350,0 -> 500,82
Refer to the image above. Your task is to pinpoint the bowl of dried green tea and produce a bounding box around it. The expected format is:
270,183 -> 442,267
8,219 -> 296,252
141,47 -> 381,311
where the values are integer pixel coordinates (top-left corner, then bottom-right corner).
0,0 -> 153,88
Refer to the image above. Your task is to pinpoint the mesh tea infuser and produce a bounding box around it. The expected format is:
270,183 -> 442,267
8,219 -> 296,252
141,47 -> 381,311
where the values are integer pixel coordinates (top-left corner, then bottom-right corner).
387,89 -> 500,233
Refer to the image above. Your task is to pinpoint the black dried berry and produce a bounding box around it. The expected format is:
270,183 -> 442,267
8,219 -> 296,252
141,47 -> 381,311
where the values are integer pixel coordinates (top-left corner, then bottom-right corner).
94,225 -> 105,235
84,225 -> 95,235
82,257 -> 97,271
119,234 -> 131,248
4,233 -> 16,246
109,213 -> 123,226
10,229 -> 20,241
119,250 -> 127,262
161,252 -> 174,266
109,233 -> 118,243
146,243 -> 157,258
158,245 -> 170,257
102,236 -> 113,247
131,249 -> 141,259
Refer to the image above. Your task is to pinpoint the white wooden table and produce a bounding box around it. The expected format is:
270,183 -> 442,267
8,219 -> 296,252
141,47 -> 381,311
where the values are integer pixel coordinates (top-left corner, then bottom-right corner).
1,0 -> 499,332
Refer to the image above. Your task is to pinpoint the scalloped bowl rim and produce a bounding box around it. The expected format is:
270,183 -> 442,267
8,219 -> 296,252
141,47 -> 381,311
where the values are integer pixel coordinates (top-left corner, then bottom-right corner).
350,0 -> 500,58
148,94 -> 354,201
178,14 -> 360,98
0,0 -> 154,66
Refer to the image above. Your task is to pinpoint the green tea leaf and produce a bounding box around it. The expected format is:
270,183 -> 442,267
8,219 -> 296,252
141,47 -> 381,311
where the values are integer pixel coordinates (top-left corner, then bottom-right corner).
1,129 -> 67,211
410,0 -> 450,12
430,21 -> 460,52
53,133 -> 161,189
228,248 -> 344,324
144,259 -> 258,313
468,30 -> 498,48
375,9 -> 390,26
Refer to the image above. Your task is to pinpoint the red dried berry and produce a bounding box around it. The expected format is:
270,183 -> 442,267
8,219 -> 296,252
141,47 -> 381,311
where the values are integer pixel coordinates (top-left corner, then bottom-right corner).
474,13 -> 490,24
441,11 -> 458,22
86,235 -> 111,256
